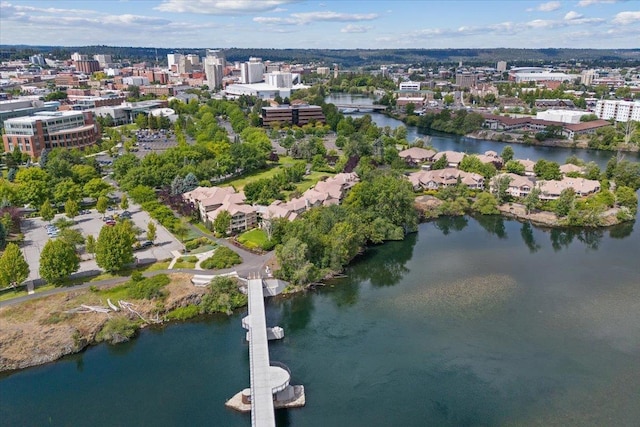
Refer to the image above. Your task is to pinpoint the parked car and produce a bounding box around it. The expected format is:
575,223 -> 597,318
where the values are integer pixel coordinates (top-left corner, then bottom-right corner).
103,215 -> 114,222
105,219 -> 116,226
120,211 -> 132,219
133,240 -> 154,251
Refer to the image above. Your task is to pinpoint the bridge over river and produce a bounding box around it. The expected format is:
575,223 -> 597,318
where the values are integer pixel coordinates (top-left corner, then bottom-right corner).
224,275 -> 305,426
333,103 -> 387,113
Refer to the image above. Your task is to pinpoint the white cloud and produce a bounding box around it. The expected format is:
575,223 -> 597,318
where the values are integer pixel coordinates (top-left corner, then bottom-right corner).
612,11 -> 640,25
536,1 -> 561,12
564,11 -> 583,20
340,24 -> 370,33
289,11 -> 378,24
254,10 -> 378,26
252,16 -> 297,25
526,19 -> 557,28
155,0 -> 299,14
578,0 -> 623,6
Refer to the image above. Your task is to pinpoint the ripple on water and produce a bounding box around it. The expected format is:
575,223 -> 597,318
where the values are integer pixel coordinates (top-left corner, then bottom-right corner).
391,274 -> 518,319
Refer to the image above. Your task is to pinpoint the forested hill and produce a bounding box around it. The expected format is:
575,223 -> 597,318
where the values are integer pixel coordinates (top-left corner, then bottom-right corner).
2,45 -> 639,68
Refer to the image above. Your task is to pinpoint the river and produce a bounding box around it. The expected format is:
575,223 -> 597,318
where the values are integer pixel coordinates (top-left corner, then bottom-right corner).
325,93 -> 640,167
1,99 -> 640,426
1,218 -> 639,426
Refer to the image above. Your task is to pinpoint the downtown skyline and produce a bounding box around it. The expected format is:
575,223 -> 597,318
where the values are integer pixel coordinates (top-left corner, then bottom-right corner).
0,0 -> 639,50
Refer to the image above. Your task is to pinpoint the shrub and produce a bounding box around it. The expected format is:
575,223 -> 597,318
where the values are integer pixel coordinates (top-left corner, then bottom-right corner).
126,274 -> 170,300
200,277 -> 247,315
185,237 -> 214,251
165,304 -> 200,321
96,316 -> 139,344
200,247 -> 242,270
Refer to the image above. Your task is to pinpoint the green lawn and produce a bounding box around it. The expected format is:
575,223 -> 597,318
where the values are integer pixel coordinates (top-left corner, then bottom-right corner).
0,284 -> 57,302
237,229 -> 270,250
221,164 -> 283,191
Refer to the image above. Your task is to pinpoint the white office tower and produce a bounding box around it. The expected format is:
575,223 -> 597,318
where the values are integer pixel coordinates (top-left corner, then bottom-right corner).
204,49 -> 225,90
267,72 -> 293,88
497,61 -> 507,72
93,54 -> 112,67
241,57 -> 265,84
186,54 -> 200,67
71,52 -> 88,61
167,53 -> 183,70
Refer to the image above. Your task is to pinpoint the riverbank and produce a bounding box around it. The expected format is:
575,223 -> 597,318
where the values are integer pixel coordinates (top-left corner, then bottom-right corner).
0,273 -> 213,372
415,195 -> 628,228
466,129 -> 640,152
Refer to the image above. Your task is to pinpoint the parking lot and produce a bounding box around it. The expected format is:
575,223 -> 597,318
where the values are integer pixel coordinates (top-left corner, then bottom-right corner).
21,201 -> 183,283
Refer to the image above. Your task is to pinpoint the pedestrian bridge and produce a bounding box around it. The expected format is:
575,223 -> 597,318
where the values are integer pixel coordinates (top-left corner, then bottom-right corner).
225,275 -> 305,426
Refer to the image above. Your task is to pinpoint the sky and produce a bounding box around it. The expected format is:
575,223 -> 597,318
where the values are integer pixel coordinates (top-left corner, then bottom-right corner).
0,0 -> 639,49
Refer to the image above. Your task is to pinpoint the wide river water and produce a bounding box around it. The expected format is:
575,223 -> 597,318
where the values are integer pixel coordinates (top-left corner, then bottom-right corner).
1,98 -> 639,426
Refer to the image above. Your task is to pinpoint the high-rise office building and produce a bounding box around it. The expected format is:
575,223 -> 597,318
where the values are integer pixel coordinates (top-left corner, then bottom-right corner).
204,49 -> 225,90
240,57 -> 265,84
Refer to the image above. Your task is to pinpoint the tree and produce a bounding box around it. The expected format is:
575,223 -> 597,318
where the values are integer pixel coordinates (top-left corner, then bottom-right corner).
491,174 -> 512,204
501,146 -> 514,163
146,222 -> 157,242
85,234 -> 96,258
96,221 -> 135,273
0,243 -> 29,289
275,237 -> 317,285
96,196 -> 108,216
39,239 -> 79,285
15,167 -> 50,207
555,188 -> 575,217
615,186 -> 638,214
135,113 -> 147,129
213,210 -> 231,236
183,173 -> 199,193
505,160 -> 525,175
0,222 -> 6,249
173,219 -> 190,242
83,177 -> 112,199
40,199 -> 55,222
523,187 -> 541,214
472,192 -> 499,215
65,199 -> 80,220
443,94 -> 454,106
120,194 -> 129,211
432,154 -> 448,170
7,168 -> 17,183
534,159 -> 562,181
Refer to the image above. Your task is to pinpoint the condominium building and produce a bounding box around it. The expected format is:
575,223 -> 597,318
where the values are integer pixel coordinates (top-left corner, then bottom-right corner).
204,49 -> 225,90
2,111 -> 99,159
595,100 -> 640,122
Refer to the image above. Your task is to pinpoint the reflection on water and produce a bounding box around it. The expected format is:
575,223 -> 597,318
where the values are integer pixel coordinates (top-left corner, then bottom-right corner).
521,222 -> 541,253
473,214 -> 507,239
433,216 -> 468,235
343,232 -> 417,288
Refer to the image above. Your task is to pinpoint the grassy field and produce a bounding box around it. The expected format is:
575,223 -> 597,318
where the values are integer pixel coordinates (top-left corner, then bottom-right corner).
222,158 -> 336,198
237,229 -> 270,250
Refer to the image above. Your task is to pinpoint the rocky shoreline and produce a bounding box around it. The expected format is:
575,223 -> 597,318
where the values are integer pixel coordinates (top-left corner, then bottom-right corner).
465,129 -> 639,152
0,274 -> 208,373
415,195 -> 626,228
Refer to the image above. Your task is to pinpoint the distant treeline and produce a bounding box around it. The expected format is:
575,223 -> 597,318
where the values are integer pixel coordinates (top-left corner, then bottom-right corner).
2,45 -> 639,68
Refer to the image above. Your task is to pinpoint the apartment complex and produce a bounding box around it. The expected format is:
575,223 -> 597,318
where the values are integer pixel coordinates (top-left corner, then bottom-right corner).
2,111 -> 99,158
595,100 -> 640,122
